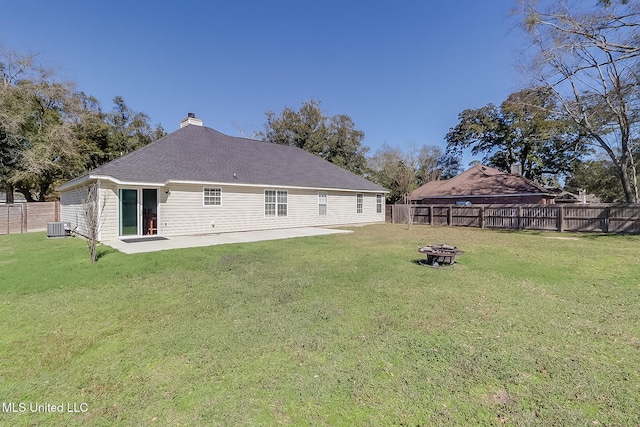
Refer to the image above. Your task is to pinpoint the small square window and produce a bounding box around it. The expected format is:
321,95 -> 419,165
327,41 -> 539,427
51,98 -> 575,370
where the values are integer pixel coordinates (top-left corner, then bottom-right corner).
204,188 -> 221,205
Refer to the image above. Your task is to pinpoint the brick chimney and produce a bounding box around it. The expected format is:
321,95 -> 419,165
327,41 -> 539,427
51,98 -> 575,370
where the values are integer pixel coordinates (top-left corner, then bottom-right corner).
180,112 -> 203,128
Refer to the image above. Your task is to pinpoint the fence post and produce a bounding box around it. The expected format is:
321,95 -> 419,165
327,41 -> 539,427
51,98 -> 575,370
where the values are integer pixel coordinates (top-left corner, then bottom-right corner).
557,205 -> 564,232
604,206 -> 610,233
428,205 -> 433,225
447,206 -> 453,226
517,206 -> 522,230
23,203 -> 27,233
479,206 -> 485,229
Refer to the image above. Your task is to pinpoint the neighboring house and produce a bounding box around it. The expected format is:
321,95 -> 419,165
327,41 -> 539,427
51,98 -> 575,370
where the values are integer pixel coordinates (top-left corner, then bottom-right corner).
57,114 -> 387,241
410,165 -> 555,205
0,193 -> 26,203
548,188 -> 601,204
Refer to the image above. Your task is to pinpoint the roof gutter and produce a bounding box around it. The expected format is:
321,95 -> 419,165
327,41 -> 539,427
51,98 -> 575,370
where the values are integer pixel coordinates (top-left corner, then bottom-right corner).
57,176 -> 388,194
56,174 -> 167,192
55,174 -> 92,192
166,179 -> 388,193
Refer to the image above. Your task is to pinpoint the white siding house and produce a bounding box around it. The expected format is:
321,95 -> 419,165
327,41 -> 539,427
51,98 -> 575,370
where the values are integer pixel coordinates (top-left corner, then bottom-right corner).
60,187 -> 90,237
57,115 -> 387,242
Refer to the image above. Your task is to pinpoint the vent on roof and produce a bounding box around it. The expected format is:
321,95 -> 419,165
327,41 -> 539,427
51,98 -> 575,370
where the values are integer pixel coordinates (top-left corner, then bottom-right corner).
510,163 -> 522,176
180,113 -> 203,128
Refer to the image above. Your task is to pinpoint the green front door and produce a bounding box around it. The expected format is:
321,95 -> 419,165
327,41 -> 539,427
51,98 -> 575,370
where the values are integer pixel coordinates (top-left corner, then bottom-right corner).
119,189 -> 138,236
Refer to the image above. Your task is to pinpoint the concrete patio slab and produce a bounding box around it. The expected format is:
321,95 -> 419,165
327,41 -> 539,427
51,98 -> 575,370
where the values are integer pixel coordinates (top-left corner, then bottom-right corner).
102,227 -> 353,254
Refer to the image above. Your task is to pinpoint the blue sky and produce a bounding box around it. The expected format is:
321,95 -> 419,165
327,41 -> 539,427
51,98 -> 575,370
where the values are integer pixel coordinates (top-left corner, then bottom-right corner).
1,1 -> 527,162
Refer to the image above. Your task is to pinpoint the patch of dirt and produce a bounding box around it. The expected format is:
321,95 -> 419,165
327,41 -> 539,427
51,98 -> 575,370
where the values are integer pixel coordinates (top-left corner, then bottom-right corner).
490,389 -> 515,406
271,401 -> 292,424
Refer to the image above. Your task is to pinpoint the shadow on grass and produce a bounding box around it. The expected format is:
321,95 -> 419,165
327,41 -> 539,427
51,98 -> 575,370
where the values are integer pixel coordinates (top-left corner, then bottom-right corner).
494,229 -> 546,236
96,246 -> 117,261
493,228 -> 639,239
411,259 -> 459,269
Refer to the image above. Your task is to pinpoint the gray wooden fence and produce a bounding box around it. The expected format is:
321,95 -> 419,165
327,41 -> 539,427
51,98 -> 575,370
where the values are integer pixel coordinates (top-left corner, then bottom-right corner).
0,202 -> 60,235
390,204 -> 640,234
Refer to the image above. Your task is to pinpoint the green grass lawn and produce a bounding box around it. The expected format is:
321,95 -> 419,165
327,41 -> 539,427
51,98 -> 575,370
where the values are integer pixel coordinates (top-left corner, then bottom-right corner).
1,224 -> 639,426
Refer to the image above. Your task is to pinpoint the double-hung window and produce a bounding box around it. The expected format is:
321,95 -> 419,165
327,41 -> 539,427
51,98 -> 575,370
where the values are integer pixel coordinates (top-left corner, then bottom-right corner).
376,194 -> 383,213
265,190 -> 276,217
318,192 -> 327,215
356,193 -> 363,213
204,188 -> 221,206
277,191 -> 288,216
265,190 -> 287,217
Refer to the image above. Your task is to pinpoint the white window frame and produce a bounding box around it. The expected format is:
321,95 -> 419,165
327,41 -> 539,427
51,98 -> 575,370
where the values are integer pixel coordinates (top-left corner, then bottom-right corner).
277,190 -> 288,217
203,187 -> 221,206
356,193 -> 363,214
318,191 -> 327,216
265,190 -> 287,217
376,194 -> 383,214
265,190 -> 276,217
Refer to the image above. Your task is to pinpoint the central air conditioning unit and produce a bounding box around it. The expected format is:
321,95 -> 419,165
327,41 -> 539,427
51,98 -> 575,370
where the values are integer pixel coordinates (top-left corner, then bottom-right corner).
47,222 -> 71,238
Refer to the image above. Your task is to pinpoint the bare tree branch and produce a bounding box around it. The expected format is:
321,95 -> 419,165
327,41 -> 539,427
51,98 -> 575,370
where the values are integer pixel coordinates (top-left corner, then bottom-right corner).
81,183 -> 107,264
518,0 -> 640,202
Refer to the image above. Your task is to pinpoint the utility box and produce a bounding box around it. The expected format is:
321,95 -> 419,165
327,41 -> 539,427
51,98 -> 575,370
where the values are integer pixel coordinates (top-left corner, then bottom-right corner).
47,222 -> 71,238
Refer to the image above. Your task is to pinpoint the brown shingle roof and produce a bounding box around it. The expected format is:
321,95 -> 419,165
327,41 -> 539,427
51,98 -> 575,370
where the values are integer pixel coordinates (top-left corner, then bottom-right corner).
74,124 -> 386,192
410,165 -> 551,200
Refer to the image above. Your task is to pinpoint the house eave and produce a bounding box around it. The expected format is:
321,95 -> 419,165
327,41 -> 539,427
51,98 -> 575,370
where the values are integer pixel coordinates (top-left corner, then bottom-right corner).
57,175 -> 167,191
166,179 -> 388,193
55,175 -> 93,192
58,175 -> 388,194
92,175 -> 166,188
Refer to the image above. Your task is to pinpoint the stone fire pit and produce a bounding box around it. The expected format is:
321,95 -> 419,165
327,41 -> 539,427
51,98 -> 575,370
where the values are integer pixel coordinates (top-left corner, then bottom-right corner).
417,244 -> 464,267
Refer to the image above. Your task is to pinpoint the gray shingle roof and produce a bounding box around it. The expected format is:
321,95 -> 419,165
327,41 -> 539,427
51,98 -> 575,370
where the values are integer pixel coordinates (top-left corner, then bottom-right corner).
89,125 -> 386,192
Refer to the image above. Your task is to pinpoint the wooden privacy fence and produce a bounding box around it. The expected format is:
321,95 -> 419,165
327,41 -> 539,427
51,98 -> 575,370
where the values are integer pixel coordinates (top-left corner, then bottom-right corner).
0,202 -> 60,235
390,204 -> 640,234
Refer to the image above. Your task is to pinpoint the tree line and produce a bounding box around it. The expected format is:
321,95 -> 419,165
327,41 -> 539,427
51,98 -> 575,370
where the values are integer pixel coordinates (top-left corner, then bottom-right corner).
0,47 -> 165,203
262,0 -> 640,204
0,53 -> 457,206
3,0 -> 639,204
259,99 -> 461,204
447,0 -> 640,203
